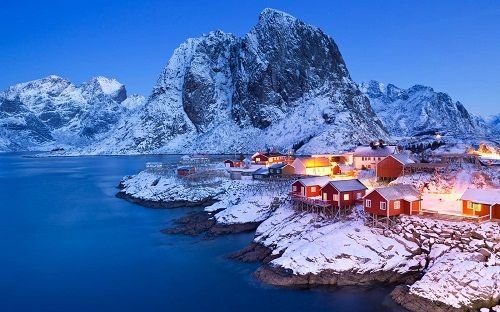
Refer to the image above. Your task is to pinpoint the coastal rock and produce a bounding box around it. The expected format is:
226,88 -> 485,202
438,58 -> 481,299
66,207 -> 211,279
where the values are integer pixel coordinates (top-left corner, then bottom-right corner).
394,251 -> 500,311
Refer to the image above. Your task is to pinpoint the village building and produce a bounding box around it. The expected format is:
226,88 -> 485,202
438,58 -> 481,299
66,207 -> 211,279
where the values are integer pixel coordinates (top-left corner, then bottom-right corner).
268,163 -> 295,177
252,167 -> 270,180
338,164 -> 355,176
376,154 -> 415,180
224,159 -> 242,168
291,157 -> 332,176
319,179 -> 367,207
251,152 -> 287,165
176,166 -> 196,176
353,145 -> 399,169
460,188 -> 500,220
290,176 -> 331,197
363,184 -> 421,220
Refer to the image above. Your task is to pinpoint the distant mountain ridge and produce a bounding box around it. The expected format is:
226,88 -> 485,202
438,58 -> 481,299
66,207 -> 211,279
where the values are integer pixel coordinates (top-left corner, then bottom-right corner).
0,9 -> 497,154
0,75 -> 144,151
359,80 -> 489,138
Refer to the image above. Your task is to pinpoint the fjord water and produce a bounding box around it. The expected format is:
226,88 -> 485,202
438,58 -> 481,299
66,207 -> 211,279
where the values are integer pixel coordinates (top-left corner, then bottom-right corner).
0,153 -> 395,312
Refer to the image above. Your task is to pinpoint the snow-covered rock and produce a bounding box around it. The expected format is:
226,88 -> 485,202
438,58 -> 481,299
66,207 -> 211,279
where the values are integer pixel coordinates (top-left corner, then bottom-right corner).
405,251 -> 500,310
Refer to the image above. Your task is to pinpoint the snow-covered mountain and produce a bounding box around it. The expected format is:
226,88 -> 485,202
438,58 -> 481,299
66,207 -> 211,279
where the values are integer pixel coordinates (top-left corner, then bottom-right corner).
0,75 -> 145,151
487,114 -> 500,137
360,80 -> 489,138
89,8 -> 387,154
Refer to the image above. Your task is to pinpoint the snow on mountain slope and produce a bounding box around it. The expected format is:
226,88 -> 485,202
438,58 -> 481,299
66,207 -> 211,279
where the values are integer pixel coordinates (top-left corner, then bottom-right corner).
90,8 -> 387,155
0,75 -> 144,151
360,80 -> 489,138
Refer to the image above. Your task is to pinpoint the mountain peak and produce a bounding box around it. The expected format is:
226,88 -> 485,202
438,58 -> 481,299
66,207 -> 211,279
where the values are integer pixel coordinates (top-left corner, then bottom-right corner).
85,76 -> 127,103
259,8 -> 296,22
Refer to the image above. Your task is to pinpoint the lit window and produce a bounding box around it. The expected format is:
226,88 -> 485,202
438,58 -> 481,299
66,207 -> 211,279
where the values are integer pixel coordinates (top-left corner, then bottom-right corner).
472,203 -> 481,212
333,194 -> 339,201
292,186 -> 297,192
343,193 -> 350,200
311,186 -> 316,192
380,202 -> 387,210
366,199 -> 371,208
467,201 -> 472,209
394,201 -> 400,209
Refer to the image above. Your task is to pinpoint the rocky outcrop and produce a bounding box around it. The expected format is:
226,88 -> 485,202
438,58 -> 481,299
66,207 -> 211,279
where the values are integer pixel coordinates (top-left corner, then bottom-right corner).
245,204 -> 500,311
163,209 -> 262,236
255,264 -> 419,288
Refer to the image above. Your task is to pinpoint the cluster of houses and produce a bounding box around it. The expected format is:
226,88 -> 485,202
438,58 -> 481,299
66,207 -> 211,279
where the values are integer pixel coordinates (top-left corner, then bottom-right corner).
223,143 -> 500,224
226,143 -> 415,181
290,175 -> 499,223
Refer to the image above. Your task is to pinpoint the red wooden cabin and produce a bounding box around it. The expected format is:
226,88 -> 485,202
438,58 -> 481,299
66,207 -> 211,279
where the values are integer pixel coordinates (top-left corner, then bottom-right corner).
319,179 -> 367,207
177,166 -> 196,176
376,154 -> 415,180
291,176 -> 331,198
363,184 -> 421,217
460,188 -> 500,220
224,159 -> 242,168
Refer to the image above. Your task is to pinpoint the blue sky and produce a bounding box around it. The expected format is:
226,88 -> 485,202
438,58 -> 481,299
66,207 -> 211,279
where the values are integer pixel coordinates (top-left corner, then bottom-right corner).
1,0 -> 498,116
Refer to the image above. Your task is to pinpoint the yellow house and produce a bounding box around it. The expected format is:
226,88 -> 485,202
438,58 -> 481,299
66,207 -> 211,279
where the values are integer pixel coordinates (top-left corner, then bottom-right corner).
291,157 -> 332,176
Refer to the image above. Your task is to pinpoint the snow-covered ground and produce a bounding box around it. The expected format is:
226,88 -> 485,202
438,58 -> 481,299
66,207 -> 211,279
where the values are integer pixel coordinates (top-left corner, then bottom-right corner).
409,251 -> 500,309
120,168 -> 287,224
255,205 -> 416,276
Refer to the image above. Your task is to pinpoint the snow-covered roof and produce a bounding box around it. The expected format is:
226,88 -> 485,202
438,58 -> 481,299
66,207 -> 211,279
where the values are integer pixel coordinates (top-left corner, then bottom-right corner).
269,162 -> 291,169
253,168 -> 269,175
295,157 -> 331,168
296,176 -> 331,187
460,188 -> 500,205
326,179 -> 367,192
366,184 -> 421,201
177,165 -> 194,170
353,145 -> 397,157
388,154 -> 415,165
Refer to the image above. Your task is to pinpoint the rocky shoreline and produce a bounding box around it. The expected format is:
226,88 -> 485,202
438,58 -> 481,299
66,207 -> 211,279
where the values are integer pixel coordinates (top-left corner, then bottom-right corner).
115,190 -> 219,209
162,209 -> 262,236
254,264 -> 420,288
116,170 -> 500,312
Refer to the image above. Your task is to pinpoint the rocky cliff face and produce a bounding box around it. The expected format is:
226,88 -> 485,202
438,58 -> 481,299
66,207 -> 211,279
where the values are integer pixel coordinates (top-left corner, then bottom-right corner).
360,80 -> 488,138
0,75 -> 144,151
109,8 -> 387,154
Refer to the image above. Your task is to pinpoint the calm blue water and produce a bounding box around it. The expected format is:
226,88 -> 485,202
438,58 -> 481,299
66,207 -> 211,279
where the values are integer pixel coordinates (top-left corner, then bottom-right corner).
0,153 -> 397,312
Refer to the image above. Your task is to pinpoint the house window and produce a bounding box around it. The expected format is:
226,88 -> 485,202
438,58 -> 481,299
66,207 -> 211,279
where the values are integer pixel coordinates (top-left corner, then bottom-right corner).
366,199 -> 371,208
333,194 -> 339,201
277,169 -> 281,174
380,202 -> 387,210
394,201 -> 400,209
467,201 -> 472,209
356,192 -> 362,199
292,186 -> 297,192
472,203 -> 481,212
256,157 -> 260,162
311,186 -> 316,192
343,193 -> 350,200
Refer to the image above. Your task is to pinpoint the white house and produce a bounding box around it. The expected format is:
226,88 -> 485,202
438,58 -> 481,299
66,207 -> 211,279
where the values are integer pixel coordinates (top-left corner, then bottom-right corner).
352,145 -> 399,169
